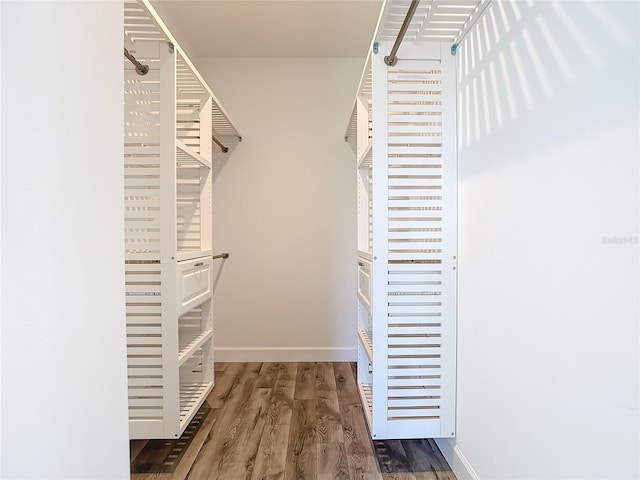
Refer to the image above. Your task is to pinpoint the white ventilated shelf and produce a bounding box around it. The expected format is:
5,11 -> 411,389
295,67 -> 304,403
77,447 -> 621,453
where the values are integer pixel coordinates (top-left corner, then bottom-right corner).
376,0 -> 486,44
358,382 -> 373,430
210,105 -> 241,171
212,108 -> 240,139
345,102 -> 358,140
358,330 -> 373,364
179,382 -> 213,431
124,1 -> 167,44
176,140 -> 211,169
178,328 -> 213,366
359,55 -> 373,99
358,250 -> 373,261
357,141 -> 373,169
344,47 -> 372,140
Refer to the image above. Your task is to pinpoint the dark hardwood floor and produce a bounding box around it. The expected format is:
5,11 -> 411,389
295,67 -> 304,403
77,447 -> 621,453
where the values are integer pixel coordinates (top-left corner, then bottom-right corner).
130,362 -> 457,480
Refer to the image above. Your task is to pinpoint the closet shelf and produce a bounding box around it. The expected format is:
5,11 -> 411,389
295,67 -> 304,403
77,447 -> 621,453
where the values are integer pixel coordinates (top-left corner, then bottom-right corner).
124,1 -> 167,44
179,381 -> 213,432
212,106 -> 240,140
357,141 -> 373,169
376,0 -> 485,45
176,140 -> 211,169
178,329 -> 213,366
344,48 -> 372,140
358,250 -> 373,261
358,54 -> 373,100
358,382 -> 373,430
345,102 -> 358,140
358,330 -> 373,363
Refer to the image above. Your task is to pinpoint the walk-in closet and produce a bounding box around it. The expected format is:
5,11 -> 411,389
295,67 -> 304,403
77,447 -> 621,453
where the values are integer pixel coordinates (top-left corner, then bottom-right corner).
2,1 -> 637,479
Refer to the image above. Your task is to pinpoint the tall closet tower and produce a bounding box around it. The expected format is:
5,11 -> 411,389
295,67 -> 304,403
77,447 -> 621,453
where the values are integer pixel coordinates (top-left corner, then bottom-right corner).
346,0 -> 487,439
123,0 -> 241,439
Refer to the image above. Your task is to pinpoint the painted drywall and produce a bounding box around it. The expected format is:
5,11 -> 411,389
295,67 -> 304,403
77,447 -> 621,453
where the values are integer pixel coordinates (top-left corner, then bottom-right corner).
1,3 -> 130,478
197,58 -> 362,361
438,1 -> 639,479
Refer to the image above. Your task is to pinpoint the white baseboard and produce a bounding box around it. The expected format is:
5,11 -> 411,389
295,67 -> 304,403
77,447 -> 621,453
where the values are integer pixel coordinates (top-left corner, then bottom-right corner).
435,438 -> 480,480
214,346 -> 357,362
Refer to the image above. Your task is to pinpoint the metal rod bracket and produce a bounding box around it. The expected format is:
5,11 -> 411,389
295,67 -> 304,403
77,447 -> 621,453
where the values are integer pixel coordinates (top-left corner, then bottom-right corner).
124,48 -> 149,76
451,43 -> 459,56
384,55 -> 398,66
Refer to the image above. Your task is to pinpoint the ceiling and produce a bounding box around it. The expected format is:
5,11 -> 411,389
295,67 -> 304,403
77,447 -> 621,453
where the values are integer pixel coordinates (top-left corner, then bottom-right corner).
149,0 -> 384,59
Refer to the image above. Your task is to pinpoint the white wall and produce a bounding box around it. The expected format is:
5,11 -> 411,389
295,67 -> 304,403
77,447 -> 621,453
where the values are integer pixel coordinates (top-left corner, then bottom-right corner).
198,58 -> 362,361
1,3 -> 130,479
438,1 -> 639,479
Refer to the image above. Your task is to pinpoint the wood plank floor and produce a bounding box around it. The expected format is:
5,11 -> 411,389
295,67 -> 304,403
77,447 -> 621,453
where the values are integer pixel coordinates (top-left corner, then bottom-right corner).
130,362 -> 457,480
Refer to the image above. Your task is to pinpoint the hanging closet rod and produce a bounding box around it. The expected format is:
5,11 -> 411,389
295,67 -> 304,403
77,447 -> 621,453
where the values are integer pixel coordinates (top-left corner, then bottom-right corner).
212,135 -> 229,153
384,0 -> 420,66
212,252 -> 229,260
124,48 -> 149,75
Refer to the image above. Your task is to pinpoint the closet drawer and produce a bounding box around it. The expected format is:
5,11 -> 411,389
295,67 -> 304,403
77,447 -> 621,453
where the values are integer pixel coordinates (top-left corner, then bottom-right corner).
177,257 -> 213,315
358,258 -> 372,313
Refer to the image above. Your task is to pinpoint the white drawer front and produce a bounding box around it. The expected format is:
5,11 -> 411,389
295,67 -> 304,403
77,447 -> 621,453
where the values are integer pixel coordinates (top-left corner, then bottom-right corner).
357,258 -> 372,313
177,258 -> 213,315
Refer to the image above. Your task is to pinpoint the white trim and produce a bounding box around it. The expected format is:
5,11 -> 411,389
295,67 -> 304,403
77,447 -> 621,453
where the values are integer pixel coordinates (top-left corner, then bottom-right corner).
214,347 -> 357,363
435,438 -> 480,480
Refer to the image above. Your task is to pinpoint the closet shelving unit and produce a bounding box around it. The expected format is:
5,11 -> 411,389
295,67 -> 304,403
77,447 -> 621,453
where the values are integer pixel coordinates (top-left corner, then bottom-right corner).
124,0 -> 241,439
345,0 -> 485,440
349,51 -> 374,426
